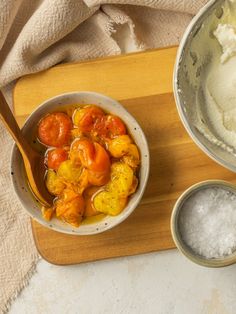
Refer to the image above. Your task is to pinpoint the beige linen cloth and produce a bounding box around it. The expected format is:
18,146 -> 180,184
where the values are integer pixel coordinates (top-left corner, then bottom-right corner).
0,0 -> 208,313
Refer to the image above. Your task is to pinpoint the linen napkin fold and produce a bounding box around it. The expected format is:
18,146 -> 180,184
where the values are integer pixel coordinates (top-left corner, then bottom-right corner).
0,0 -> 208,313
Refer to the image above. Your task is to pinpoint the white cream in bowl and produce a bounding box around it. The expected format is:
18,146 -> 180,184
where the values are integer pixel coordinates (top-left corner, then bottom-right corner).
194,0 -> 236,154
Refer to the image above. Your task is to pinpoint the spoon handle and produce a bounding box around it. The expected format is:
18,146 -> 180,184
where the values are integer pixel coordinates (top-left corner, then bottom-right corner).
0,91 -> 34,157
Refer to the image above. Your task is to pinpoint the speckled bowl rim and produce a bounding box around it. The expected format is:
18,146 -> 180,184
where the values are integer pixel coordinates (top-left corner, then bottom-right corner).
10,91 -> 150,236
171,180 -> 236,267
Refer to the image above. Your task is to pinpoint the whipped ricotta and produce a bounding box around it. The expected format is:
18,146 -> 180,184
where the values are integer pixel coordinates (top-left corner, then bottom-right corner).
200,12 -> 236,150
214,24 -> 236,63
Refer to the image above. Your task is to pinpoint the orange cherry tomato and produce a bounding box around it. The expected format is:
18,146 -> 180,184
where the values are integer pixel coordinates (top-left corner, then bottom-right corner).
84,186 -> 101,217
56,195 -> 85,227
38,113 -> 72,147
71,139 -> 110,186
46,148 -> 68,170
88,169 -> 110,186
74,106 -> 104,133
71,139 -> 110,173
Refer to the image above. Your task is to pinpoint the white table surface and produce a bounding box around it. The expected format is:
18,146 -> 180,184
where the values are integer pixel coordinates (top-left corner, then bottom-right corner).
9,250 -> 236,314
9,27 -> 236,314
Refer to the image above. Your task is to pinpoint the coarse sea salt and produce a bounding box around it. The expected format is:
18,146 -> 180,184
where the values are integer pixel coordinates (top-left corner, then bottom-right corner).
179,187 -> 236,259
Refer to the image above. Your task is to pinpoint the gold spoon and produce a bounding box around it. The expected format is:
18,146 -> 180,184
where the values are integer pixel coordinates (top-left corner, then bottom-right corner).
0,91 -> 53,206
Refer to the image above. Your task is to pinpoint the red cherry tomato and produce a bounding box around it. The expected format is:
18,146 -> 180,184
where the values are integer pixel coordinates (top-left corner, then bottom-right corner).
74,106 -> 104,133
104,115 -> 126,138
92,115 -> 126,139
46,148 -> 68,170
38,113 -> 72,147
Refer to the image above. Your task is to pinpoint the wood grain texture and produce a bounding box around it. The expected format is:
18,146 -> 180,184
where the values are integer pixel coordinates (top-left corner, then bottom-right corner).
14,47 -> 236,265
14,47 -> 177,118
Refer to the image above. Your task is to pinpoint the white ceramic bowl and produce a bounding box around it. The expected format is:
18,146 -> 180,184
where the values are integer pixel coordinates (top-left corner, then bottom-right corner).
11,92 -> 150,235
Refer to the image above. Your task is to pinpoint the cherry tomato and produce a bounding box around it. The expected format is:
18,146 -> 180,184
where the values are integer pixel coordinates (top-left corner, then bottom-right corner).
46,148 -> 68,170
73,106 -> 104,133
71,139 -> 110,173
56,195 -> 85,227
38,113 -> 72,147
70,139 -> 110,186
103,115 -> 126,138
92,115 -> 126,139
88,169 -> 110,186
84,186 -> 100,217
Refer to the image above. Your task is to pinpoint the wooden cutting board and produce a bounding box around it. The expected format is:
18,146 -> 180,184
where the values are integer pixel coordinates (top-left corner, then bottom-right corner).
13,47 -> 236,265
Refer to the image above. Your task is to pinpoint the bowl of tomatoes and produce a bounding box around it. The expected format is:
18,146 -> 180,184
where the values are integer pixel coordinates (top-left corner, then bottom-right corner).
11,92 -> 150,235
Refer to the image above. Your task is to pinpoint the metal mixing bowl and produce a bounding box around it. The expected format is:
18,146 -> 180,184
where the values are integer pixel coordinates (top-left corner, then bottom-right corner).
173,0 -> 236,172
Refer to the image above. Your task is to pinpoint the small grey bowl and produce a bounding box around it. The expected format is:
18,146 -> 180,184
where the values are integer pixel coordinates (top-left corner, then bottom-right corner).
171,180 -> 236,267
11,91 -> 150,235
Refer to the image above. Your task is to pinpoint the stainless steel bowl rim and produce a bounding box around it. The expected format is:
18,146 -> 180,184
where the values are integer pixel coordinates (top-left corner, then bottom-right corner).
172,0 -> 236,172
